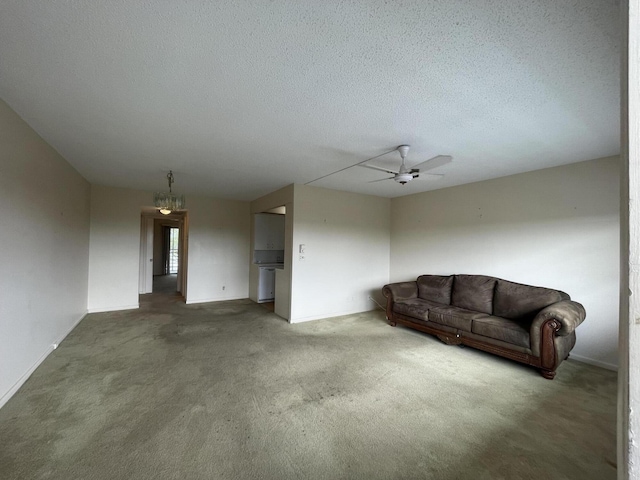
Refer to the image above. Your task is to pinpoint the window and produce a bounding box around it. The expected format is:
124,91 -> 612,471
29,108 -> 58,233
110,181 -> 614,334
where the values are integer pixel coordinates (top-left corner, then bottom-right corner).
168,227 -> 179,274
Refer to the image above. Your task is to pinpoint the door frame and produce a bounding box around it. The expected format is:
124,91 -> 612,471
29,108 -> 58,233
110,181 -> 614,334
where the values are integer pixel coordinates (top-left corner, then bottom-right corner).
138,216 -> 154,294
138,210 -> 189,298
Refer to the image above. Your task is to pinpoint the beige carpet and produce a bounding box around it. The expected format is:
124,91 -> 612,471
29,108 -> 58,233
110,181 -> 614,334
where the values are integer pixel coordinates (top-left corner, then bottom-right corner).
0,290 -> 616,479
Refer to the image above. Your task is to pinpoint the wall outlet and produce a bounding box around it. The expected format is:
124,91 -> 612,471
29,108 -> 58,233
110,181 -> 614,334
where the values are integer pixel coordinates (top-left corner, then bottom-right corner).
222,286 -> 226,290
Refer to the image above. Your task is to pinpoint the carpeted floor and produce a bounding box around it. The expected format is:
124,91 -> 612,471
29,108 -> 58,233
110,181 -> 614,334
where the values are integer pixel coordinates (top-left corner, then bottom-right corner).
0,280 -> 617,479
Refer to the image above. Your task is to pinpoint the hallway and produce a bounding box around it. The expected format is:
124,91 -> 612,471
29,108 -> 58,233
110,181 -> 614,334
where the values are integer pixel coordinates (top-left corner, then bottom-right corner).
140,274 -> 182,305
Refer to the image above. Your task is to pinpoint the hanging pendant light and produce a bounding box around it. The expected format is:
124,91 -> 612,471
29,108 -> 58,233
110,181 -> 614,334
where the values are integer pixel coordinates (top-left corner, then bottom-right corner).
154,170 -> 185,215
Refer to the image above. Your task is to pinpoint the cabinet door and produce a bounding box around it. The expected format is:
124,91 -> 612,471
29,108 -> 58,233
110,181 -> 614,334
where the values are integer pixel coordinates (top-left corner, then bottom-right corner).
258,268 -> 276,301
255,213 -> 285,250
272,214 -> 285,250
254,214 -> 269,249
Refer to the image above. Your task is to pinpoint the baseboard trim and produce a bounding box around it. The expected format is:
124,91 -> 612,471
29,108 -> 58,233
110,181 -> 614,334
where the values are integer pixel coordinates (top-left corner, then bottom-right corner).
0,311 -> 87,410
570,354 -> 618,371
289,308 -> 377,324
87,304 -> 139,313
185,296 -> 246,305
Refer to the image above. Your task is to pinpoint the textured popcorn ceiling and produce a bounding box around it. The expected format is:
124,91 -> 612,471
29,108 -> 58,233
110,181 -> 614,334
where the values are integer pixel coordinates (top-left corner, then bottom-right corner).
0,1 -> 620,200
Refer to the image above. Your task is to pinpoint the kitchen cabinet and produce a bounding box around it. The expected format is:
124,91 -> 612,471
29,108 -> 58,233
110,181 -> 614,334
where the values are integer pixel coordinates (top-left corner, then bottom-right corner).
254,213 -> 285,250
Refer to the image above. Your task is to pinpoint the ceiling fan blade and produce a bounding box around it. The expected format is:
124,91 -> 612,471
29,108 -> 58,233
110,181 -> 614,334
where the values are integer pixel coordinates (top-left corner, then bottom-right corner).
412,173 -> 444,180
358,164 -> 399,175
367,177 -> 395,183
410,155 -> 453,172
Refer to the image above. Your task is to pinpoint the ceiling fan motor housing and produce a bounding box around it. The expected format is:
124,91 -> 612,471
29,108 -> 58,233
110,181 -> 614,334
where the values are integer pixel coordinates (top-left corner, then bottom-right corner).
395,173 -> 413,184
398,145 -> 410,159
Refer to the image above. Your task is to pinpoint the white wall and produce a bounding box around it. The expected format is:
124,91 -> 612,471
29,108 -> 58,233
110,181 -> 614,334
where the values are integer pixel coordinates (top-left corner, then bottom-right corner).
390,157 -> 619,369
185,195 -> 250,304
0,99 -> 90,407
87,186 -> 250,311
290,185 -> 390,323
620,3 -> 638,474
88,186 -> 149,311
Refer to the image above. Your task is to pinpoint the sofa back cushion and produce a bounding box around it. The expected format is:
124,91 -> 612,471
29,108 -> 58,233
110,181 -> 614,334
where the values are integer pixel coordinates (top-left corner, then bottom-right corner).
417,275 -> 453,304
451,275 -> 497,314
493,279 -> 568,320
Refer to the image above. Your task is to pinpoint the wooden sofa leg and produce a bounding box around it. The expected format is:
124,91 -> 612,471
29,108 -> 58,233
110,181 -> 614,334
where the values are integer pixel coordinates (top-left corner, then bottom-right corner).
540,369 -> 556,380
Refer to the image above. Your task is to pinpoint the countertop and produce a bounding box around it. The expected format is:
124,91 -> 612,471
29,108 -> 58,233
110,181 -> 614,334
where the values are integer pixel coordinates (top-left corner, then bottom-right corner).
256,263 -> 284,269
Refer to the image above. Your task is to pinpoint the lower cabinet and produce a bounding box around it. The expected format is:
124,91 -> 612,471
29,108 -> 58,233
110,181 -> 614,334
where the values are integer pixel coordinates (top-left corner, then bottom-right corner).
258,267 -> 275,302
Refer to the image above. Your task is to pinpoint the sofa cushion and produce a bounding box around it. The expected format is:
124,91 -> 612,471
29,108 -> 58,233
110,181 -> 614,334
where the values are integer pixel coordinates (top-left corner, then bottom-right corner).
393,298 -> 447,321
451,275 -> 497,315
471,315 -> 531,348
428,306 -> 487,332
417,275 -> 453,304
493,279 -> 567,321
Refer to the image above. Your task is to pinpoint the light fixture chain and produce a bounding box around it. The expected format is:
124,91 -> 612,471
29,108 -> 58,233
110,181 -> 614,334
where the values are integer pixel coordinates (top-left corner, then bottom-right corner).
154,170 -> 184,215
167,170 -> 174,193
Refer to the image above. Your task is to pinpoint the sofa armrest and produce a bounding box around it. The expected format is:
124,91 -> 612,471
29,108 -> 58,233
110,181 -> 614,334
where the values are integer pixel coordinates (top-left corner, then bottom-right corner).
531,300 -> 586,336
382,282 -> 418,302
382,282 -> 418,324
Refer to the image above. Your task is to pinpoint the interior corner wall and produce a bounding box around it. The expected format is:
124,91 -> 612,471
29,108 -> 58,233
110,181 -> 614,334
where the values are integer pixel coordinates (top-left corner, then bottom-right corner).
87,186 -> 250,311
184,196 -> 250,304
389,156 -> 620,369
0,98 -> 90,408
290,184 -> 390,323
87,186 -> 150,312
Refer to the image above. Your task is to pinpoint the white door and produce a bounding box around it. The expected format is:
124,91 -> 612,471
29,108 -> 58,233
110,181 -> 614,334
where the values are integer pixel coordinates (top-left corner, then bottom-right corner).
138,216 -> 154,294
178,213 -> 188,297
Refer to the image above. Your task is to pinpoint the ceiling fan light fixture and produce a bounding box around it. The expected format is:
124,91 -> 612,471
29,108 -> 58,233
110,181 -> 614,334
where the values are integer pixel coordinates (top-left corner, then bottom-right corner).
356,144 -> 452,186
153,170 -> 185,215
395,173 -> 413,184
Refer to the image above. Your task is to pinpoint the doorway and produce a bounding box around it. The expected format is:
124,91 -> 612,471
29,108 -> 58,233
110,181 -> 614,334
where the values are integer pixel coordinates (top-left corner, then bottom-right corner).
252,205 -> 287,317
154,226 -> 180,295
139,210 -> 188,300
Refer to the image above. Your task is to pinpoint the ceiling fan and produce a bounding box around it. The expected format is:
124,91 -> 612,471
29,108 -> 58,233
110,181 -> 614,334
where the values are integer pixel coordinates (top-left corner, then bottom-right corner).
358,145 -> 452,185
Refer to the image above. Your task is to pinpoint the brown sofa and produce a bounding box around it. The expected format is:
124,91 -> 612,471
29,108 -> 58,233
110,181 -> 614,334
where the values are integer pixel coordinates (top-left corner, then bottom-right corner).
382,274 -> 586,379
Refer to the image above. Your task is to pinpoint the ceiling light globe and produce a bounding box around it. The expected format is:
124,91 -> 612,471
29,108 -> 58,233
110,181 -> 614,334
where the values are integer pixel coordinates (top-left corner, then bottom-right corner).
395,173 -> 413,184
